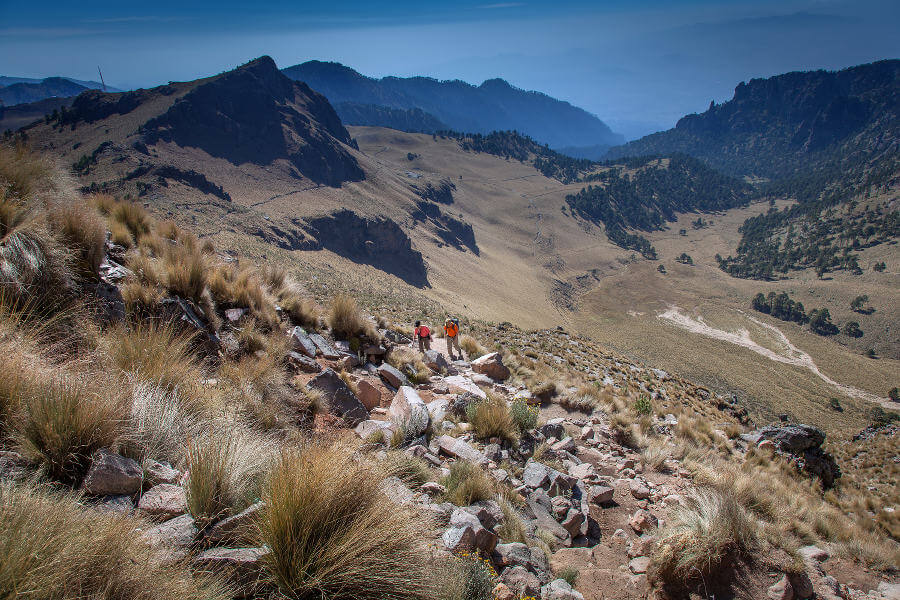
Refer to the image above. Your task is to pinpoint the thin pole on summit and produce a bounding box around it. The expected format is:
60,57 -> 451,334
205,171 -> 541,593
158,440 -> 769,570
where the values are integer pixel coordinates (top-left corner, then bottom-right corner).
97,66 -> 106,92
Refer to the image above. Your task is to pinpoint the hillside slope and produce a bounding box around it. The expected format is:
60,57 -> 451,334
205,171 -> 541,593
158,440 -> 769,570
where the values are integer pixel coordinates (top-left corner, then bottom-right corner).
0,76 -> 90,106
282,60 -> 624,151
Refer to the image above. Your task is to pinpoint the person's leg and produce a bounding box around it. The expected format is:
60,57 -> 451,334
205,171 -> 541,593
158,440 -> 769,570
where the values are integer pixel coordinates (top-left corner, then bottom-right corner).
446,335 -> 455,360
424,337 -> 431,351
450,335 -> 461,359
418,337 -> 425,352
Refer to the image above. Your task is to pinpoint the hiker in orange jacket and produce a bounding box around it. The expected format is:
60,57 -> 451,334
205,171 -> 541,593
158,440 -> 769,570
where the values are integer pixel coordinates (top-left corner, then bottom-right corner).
444,317 -> 462,361
414,320 -> 432,353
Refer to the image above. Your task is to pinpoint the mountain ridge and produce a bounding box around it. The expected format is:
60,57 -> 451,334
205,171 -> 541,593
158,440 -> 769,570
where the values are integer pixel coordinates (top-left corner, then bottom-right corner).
282,60 -> 624,151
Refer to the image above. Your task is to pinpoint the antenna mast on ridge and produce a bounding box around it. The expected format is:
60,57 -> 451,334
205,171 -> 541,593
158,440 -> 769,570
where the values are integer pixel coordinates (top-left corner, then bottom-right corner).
97,66 -> 106,92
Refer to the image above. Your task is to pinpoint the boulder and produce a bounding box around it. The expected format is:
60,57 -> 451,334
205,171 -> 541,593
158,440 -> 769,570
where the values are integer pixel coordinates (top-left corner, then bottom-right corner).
355,379 -> 382,410
287,351 -> 322,373
143,514 -> 197,562
767,575 -> 794,600
537,422 -> 566,439
561,508 -> 586,537
138,484 -> 187,520
307,368 -> 369,425
355,419 -> 395,441
194,547 -> 268,597
96,494 -> 134,515
443,509 -> 498,553
144,460 -> 181,487
444,375 -> 487,398
81,449 -> 142,496
377,363 -> 409,388
501,566 -> 541,598
290,327 -> 317,358
522,461 -> 576,496
382,476 -> 416,505
448,392 -> 481,418
629,480 -> 651,500
542,578 -> 585,600
526,497 -> 571,546
388,386 -> 430,437
424,350 -> 450,372
309,333 -> 341,359
587,485 -> 615,505
629,509 -> 658,533
757,424 -> 840,487
204,502 -> 264,546
471,352 -> 510,380
436,435 -> 488,464
426,398 -> 449,423
464,499 -> 505,530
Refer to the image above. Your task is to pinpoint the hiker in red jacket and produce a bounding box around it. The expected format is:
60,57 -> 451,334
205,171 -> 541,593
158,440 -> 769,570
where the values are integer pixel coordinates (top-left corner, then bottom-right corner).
414,320 -> 432,353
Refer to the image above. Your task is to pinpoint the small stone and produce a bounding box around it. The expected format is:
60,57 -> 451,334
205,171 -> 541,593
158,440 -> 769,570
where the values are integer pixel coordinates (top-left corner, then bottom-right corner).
767,575 -> 794,600
471,352 -> 511,380
629,480 -> 651,500
421,481 -> 447,495
587,485 -> 615,505
500,566 -> 541,598
629,509 -> 658,533
492,583 -> 516,600
377,363 -> 409,388
629,556 -> 651,574
144,460 -> 181,487
204,502 -> 264,545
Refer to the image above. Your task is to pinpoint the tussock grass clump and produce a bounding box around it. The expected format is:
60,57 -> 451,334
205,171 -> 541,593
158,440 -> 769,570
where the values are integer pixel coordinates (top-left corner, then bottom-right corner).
443,553 -> 497,600
105,322 -> 205,410
17,374 -> 121,484
650,487 -> 758,589
442,460 -> 494,506
110,200 -> 151,244
121,380 -> 198,464
186,431 -> 273,526
47,198 -> 106,280
0,143 -> 50,200
387,346 -> 432,384
381,451 -> 432,488
496,495 -> 528,544
162,244 -> 207,305
279,292 -> 320,329
328,293 -> 376,340
466,394 -> 516,444
0,482 -> 230,600
459,334 -> 485,359
261,443 -> 440,599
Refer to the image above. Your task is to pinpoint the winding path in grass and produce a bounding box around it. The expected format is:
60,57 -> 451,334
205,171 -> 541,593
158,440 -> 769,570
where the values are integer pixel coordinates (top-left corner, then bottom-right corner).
658,306 -> 889,406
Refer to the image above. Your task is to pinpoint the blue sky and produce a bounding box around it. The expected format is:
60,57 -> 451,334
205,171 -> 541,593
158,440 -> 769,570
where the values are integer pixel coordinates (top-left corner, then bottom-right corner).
2,0 -> 898,138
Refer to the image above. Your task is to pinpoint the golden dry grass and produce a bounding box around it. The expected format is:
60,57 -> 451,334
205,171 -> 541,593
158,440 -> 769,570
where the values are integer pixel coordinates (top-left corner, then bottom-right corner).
260,442 -> 440,599
0,481 -> 231,600
328,293 -> 376,340
442,460 -> 495,506
466,394 -> 516,444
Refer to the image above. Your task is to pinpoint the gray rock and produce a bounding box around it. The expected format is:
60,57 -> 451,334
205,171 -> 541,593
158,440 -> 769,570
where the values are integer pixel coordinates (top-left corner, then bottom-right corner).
307,368 -> 369,425
448,392 -> 480,418
96,494 -> 135,515
290,327 -> 317,358
144,460 -> 181,487
138,484 -> 187,520
378,363 -> 409,388
471,352 -> 511,380
81,449 -> 142,496
526,497 -> 571,546
143,514 -> 197,562
204,502 -> 264,545
423,350 -> 450,372
443,509 -> 498,553
309,333 -> 341,359
465,500 -> 505,530
542,579 -> 585,600
382,476 -> 416,505
287,351 -> 322,373
629,556 -> 651,574
388,386 -> 430,437
758,424 -> 825,453
484,443 -> 503,463
537,422 -> 565,440
355,419 -> 394,441
426,398 -> 449,423
560,508 -> 586,537
629,480 -> 651,500
587,485 -> 615,505
194,547 -> 268,597
502,566 -> 542,598
522,461 -> 576,496
436,435 -> 488,464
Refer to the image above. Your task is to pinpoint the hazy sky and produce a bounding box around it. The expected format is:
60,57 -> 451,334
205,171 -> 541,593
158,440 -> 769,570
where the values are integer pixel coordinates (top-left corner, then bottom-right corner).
2,0 -> 898,139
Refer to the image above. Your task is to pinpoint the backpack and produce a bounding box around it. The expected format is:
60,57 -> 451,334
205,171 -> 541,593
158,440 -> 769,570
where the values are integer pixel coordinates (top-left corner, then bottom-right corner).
418,325 -> 430,338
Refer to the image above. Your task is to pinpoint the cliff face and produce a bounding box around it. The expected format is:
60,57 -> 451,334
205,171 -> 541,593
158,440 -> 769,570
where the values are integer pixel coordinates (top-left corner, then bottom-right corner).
142,57 -> 363,186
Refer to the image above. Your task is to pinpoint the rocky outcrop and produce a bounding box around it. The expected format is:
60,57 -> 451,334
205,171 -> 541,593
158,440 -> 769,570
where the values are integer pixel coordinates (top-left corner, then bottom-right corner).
307,368 -> 369,425
304,210 -> 428,287
141,56 -> 363,186
751,423 -> 841,487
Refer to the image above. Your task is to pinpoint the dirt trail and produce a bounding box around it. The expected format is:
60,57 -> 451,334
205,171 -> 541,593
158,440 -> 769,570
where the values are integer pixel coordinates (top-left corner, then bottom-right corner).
658,306 -> 890,407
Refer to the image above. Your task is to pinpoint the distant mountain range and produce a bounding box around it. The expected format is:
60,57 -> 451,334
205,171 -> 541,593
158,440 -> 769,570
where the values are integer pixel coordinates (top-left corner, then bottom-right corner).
606,60 -> 899,182
0,76 -> 118,107
282,60 -> 624,153
607,59 -> 899,280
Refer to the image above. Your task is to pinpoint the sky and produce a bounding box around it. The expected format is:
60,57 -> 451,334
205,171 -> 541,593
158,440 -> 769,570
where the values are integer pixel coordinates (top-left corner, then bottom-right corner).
1,0 -> 898,139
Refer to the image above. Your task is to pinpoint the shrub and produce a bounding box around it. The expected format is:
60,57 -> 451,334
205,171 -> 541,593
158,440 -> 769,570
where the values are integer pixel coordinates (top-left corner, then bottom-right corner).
459,334 -> 485,359
0,482 -> 230,600
496,495 -> 528,544
556,566 -> 579,586
442,460 -> 494,506
328,293 -> 375,340
466,395 -> 516,444
650,488 -> 758,589
444,553 -> 497,600
261,443 -> 439,599
17,374 -> 121,484
510,398 -> 538,432
280,293 -> 320,329
387,347 -> 432,384
633,395 -> 653,416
